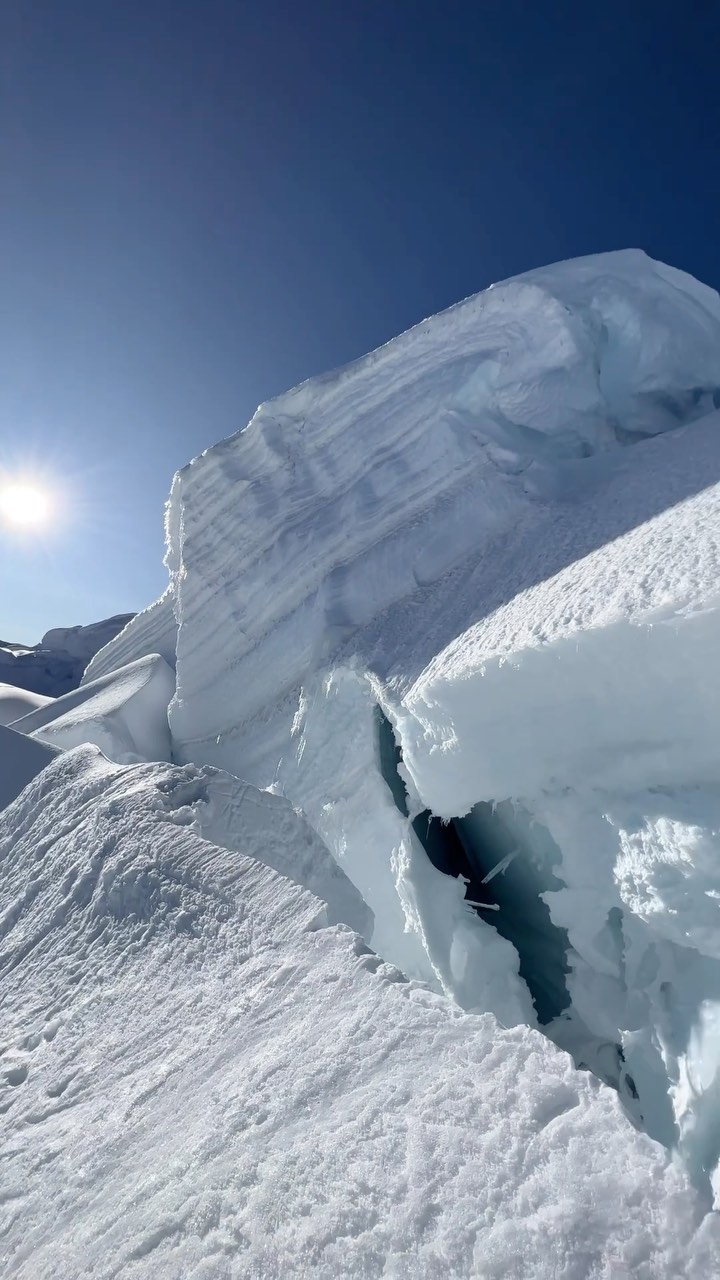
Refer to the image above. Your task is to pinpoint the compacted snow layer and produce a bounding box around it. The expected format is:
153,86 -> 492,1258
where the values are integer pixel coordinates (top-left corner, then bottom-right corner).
1,747 -> 718,1278
397,424 -> 720,817
93,249 -> 720,731
11,654 -> 175,764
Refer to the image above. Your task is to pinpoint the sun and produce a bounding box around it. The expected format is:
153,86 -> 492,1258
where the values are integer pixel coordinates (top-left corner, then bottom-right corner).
0,482 -> 51,527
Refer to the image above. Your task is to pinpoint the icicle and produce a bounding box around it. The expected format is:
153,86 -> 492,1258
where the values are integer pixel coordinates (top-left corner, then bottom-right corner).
481,848 -> 519,885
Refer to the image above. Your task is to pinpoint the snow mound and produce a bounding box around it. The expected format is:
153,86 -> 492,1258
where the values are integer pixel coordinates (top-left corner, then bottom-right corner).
153,759 -> 371,935
0,723 -> 59,812
11,654 -> 174,764
1,746 -> 716,1278
41,614 -> 136,664
0,683 -> 54,727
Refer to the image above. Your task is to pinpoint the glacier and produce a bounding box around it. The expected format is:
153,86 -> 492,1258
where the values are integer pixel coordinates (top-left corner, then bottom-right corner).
4,248 -> 720,1273
0,613 -> 134,698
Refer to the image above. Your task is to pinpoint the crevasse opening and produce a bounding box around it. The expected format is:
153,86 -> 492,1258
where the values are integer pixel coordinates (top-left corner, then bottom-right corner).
375,706 -> 641,1107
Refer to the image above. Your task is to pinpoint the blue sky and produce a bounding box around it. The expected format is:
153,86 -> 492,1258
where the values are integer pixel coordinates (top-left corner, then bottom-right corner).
2,0 -> 719,639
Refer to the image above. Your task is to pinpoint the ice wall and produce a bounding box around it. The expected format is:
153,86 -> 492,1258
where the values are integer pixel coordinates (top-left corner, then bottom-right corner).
164,251 -> 720,774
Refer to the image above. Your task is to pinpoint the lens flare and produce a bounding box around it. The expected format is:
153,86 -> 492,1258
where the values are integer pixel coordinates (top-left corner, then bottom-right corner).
0,483 -> 51,527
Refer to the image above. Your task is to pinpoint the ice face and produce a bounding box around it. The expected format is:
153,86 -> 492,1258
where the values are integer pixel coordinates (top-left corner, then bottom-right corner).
377,705 -> 571,1024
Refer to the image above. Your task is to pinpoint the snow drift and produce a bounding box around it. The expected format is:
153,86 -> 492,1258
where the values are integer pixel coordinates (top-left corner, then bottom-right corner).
11,653 -> 175,764
0,683 -> 53,727
0,724 -> 59,812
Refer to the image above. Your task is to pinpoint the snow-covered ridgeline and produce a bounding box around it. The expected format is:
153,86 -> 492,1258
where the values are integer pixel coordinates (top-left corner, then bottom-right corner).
0,614 -> 134,698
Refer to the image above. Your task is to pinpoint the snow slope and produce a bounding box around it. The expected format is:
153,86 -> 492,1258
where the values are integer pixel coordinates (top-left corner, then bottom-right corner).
0,683 -> 53,727
11,654 -> 175,764
398,410 -> 720,816
1,745 -> 717,1278
0,724 -> 59,812
83,591 -> 176,684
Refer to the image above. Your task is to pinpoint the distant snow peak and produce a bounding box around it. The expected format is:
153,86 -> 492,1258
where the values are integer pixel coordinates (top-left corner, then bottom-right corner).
0,613 -> 134,698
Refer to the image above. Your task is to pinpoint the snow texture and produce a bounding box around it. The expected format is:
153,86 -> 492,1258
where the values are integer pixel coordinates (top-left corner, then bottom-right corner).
1,745 -> 717,1278
83,591 -> 176,684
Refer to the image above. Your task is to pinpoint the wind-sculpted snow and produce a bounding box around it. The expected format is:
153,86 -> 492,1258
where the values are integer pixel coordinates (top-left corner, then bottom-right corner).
0,684 -> 53,727
11,653 -> 175,764
398,420 -> 720,816
1,747 -> 717,1277
83,589 -> 176,683
95,250 -> 720,750
393,409 -> 720,1189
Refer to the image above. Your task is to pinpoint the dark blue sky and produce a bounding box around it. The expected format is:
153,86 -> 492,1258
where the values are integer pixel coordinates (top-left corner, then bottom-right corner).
2,0 -> 719,638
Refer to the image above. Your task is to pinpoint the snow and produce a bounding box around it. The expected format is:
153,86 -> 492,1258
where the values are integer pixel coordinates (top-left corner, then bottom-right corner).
1,745 -> 716,1278
11,653 -> 175,764
108,250 -> 719,1039
0,613 -> 134,697
70,253 -> 720,1184
40,614 -> 136,664
94,249 -> 720,716
4,248 -> 720,1270
83,591 -> 176,684
397,415 -> 720,816
0,723 -> 59,812
0,683 -> 53,727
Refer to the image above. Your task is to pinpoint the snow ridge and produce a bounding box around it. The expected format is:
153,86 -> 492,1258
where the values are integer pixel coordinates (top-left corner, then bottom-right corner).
1,746 -> 716,1277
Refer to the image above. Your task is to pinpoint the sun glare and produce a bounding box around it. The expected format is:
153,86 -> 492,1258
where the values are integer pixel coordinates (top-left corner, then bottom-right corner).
0,482 -> 51,528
